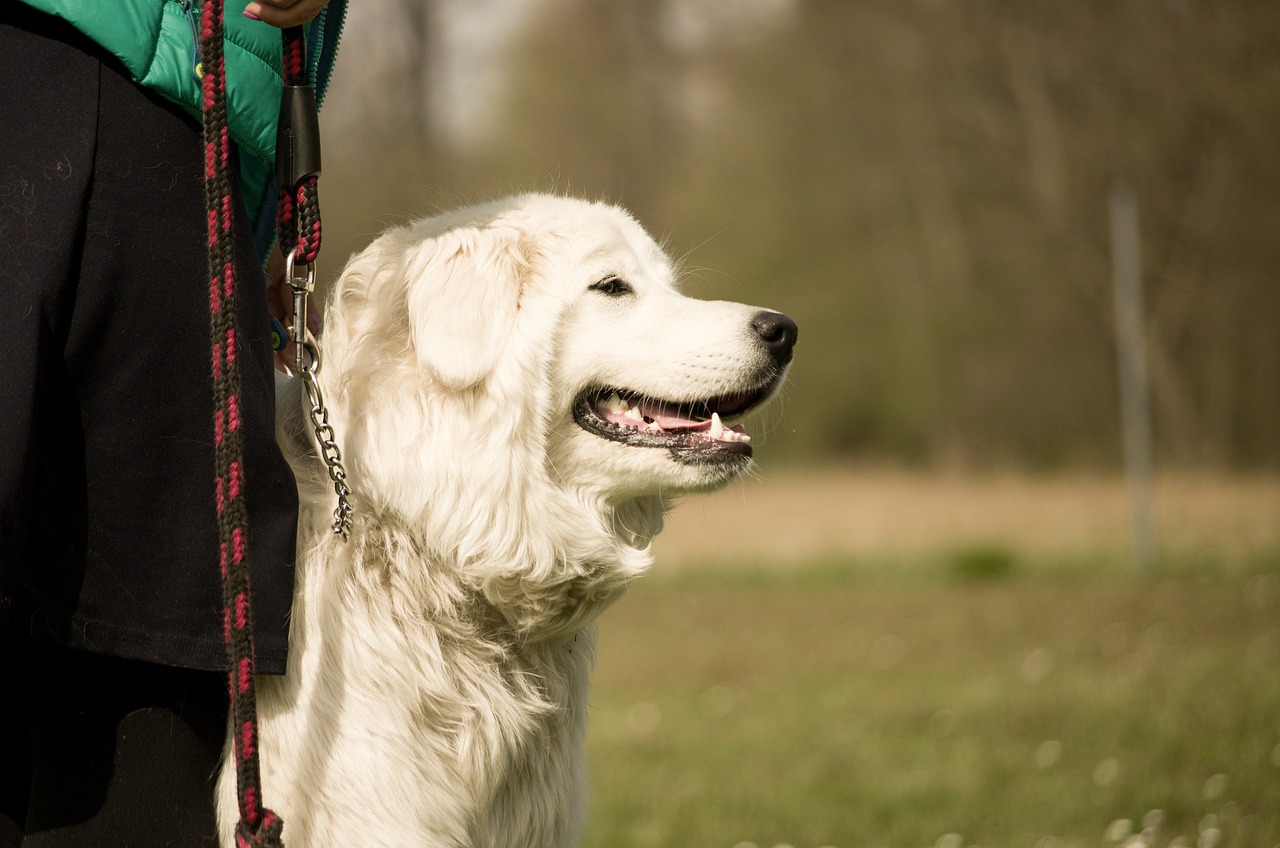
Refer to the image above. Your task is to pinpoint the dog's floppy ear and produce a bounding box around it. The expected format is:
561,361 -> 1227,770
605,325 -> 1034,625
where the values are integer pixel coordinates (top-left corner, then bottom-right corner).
401,225 -> 527,391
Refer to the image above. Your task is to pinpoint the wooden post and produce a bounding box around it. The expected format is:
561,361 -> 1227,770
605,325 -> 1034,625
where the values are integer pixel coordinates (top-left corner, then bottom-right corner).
1109,180 -> 1158,573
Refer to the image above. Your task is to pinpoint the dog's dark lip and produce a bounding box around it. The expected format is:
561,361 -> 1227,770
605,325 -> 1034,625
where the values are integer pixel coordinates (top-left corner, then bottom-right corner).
571,374 -> 784,462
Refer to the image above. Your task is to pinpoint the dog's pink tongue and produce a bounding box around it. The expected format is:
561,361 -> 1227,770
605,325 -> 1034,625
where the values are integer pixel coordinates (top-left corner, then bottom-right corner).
636,401 -> 709,431
595,394 -> 749,441
636,401 -> 750,440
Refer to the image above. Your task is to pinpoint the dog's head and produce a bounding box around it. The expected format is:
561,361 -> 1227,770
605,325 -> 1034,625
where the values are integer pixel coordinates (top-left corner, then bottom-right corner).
318,195 -> 793,515
317,197 -> 788,512
300,195 -> 794,635
319,195 -> 797,512
548,215 -> 796,499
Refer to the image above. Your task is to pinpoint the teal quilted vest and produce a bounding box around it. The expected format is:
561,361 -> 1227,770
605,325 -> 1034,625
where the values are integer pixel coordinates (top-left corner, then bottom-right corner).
19,0 -> 346,259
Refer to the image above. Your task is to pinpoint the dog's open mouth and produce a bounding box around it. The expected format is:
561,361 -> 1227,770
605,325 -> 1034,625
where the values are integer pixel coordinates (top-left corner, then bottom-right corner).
573,383 -> 774,461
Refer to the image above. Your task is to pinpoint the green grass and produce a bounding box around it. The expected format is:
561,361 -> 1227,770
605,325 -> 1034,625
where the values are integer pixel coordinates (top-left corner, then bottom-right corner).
581,554 -> 1280,848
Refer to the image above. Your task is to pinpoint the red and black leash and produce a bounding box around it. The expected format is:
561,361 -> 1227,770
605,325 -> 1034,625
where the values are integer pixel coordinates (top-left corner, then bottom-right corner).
200,3 -> 322,845
275,25 -> 323,270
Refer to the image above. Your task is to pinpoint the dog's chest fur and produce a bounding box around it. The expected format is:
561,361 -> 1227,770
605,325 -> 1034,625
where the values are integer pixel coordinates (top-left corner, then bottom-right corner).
220,506 -> 605,848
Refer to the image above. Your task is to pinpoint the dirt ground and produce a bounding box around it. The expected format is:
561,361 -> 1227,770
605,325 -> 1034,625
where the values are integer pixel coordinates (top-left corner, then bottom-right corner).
654,468 -> 1280,569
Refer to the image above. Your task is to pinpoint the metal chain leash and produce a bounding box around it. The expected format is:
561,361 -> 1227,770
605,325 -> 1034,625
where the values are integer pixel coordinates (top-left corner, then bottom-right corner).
282,250 -> 352,539
277,25 -> 353,540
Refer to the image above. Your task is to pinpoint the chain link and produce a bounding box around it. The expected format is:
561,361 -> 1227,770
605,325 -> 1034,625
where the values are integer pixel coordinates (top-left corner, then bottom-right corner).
286,248 -> 354,539
300,350 -> 353,539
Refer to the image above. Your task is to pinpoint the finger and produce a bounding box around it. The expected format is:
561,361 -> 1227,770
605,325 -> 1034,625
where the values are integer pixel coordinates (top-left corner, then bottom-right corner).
265,281 -> 289,322
244,0 -> 329,28
274,342 -> 295,373
264,249 -> 291,320
305,297 -> 323,338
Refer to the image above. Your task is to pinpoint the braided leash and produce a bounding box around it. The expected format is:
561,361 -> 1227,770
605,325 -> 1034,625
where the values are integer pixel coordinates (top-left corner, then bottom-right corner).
200,1 -> 283,844
203,7 -> 355,842
276,23 -> 354,540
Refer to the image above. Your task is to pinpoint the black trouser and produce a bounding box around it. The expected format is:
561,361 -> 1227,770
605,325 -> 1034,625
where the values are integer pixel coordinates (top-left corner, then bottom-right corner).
0,635 -> 228,847
0,3 -> 296,669
0,6 -> 293,845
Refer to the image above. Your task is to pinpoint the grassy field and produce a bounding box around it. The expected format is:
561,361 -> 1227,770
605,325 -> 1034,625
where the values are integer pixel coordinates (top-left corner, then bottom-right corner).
580,472 -> 1280,848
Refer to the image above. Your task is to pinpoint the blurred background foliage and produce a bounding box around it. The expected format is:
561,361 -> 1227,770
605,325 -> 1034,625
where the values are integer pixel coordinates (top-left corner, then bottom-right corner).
321,0 -> 1279,473
312,6 -> 1280,846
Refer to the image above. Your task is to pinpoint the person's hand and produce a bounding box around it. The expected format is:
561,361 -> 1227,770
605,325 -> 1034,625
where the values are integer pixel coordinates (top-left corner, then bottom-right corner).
265,246 -> 324,373
243,0 -> 330,28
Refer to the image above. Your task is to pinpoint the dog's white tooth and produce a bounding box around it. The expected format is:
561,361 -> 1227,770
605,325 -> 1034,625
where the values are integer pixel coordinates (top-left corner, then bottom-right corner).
624,406 -> 644,422
604,392 -> 627,414
739,432 -> 752,443
709,412 -> 725,439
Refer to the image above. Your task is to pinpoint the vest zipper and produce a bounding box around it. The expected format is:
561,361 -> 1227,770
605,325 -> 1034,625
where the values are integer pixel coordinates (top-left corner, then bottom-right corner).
181,0 -> 204,82
308,2 -> 348,109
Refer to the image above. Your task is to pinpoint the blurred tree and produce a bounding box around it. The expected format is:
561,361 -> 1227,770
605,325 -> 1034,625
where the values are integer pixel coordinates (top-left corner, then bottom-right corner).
323,0 -> 1280,471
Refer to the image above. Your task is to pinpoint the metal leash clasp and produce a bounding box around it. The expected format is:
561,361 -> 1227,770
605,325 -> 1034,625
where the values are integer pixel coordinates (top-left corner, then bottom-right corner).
284,245 -> 316,374
285,247 -> 354,540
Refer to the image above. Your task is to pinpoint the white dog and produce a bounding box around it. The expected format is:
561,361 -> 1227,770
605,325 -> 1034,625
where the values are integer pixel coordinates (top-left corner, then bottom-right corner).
217,194 -> 796,847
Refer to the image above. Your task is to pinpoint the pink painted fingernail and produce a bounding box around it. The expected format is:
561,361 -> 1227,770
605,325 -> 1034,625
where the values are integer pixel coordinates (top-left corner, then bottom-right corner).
243,9 -> 261,20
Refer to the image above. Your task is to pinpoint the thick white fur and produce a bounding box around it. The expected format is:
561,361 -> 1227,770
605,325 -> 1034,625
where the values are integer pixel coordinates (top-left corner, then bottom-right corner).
217,195 -> 789,847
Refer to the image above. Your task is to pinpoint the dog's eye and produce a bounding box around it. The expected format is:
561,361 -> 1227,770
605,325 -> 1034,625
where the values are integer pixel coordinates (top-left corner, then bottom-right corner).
589,277 -> 634,297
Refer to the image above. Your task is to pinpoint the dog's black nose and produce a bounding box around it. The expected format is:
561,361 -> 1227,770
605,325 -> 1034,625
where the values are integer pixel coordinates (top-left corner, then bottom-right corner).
751,311 -> 798,366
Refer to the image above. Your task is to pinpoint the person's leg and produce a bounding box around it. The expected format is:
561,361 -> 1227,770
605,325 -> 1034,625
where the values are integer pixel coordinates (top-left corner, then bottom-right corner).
0,635 -> 31,848
0,9 -> 252,845
0,10 -> 101,844
0,0 -> 295,673
1,9 -> 292,842
0,0 -> 97,621
19,640 -> 229,848
59,8 -> 298,674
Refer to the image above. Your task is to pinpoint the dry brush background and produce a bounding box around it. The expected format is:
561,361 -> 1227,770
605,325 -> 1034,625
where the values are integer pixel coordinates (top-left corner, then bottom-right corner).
313,2 -> 1280,845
